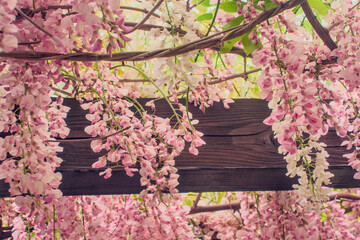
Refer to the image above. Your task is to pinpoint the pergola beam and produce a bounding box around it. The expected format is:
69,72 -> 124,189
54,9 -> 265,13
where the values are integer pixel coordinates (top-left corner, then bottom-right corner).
0,99 -> 358,197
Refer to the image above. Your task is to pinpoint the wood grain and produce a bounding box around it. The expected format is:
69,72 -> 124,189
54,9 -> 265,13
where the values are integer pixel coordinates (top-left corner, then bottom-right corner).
63,98 -> 272,138
0,98 -> 359,197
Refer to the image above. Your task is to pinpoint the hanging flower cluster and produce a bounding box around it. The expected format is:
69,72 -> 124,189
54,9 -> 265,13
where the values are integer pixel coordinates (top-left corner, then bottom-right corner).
0,0 -> 18,52
10,194 -> 193,239
0,0 -> 359,239
252,0 -> 360,199
3,189 -> 360,239
190,190 -> 360,239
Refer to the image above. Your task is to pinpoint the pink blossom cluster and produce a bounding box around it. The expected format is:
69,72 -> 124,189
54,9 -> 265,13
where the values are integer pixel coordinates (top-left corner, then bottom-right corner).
0,2 -> 208,238
191,190 -> 360,239
0,61 -> 67,199
1,189 -> 358,239
0,0 -> 360,239
188,76 -> 235,111
0,0 -> 18,51
9,193 -> 194,239
186,50 -> 236,111
252,2 -> 360,198
71,62 -> 205,198
6,0 -> 131,54
0,0 -> 133,191
325,1 -> 360,180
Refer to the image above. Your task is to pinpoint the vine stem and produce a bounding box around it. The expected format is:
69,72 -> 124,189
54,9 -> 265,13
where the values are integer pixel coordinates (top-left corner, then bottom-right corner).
191,192 -> 202,210
177,68 -> 261,95
46,127 -> 130,143
328,193 -> 360,201
15,8 -> 54,38
188,193 -> 360,215
349,0 -> 360,11
112,64 -> 186,130
301,1 -> 337,51
120,6 -> 161,18
189,201 -> 241,215
188,0 -> 207,11
123,0 -> 165,35
1,0 -> 306,62
194,0 -> 220,62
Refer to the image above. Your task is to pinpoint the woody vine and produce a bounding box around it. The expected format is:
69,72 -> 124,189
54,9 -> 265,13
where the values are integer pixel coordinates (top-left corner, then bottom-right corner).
0,0 -> 360,239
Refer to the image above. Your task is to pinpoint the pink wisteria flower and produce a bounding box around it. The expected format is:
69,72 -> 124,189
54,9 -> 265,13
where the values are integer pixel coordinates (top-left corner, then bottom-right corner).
1,0 -> 360,239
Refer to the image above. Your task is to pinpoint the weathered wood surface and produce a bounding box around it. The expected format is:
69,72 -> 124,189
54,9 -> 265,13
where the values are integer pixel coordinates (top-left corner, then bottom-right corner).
0,99 -> 359,197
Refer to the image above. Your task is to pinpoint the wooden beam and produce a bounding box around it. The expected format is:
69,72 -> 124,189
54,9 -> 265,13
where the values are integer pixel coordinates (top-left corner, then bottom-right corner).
0,99 -> 359,197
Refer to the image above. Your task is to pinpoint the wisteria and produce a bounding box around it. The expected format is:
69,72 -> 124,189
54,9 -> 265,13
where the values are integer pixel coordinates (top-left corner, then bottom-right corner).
0,0 -> 360,239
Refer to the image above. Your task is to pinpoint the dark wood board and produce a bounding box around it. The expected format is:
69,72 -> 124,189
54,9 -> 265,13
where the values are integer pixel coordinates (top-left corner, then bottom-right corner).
63,98 -> 273,138
0,98 -> 359,197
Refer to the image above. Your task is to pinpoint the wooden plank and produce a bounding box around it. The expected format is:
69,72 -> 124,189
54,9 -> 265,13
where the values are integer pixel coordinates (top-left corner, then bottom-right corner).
56,134 -> 346,170
0,166 -> 358,197
0,99 -> 359,197
63,98 -> 272,138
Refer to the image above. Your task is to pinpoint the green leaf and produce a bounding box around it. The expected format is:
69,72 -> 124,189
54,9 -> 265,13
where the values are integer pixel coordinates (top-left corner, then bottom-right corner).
182,192 -> 198,206
216,192 -> 226,204
241,32 -> 262,55
183,197 -> 193,206
196,0 -> 211,7
301,18 -> 313,33
222,15 -> 245,30
250,84 -> 261,97
292,5 -> 303,15
220,36 -> 242,54
197,13 -> 213,21
219,1 -> 238,12
325,79 -> 333,86
320,212 -> 328,222
308,0 -> 330,16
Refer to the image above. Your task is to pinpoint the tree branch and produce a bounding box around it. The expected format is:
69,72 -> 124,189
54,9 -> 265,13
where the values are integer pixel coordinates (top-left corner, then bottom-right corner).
207,68 -> 261,85
33,5 -> 72,13
124,21 -> 187,35
328,193 -> 360,201
14,5 -> 73,21
189,201 -> 240,215
188,193 -> 360,215
221,0 -> 305,42
191,192 -> 202,210
123,0 -> 165,35
46,127 -> 130,143
120,6 -> 161,18
52,86 -> 73,97
188,0 -> 207,11
1,0 -> 305,62
118,22 -> 248,55
15,8 -> 54,38
301,1 -> 337,51
211,46 -> 250,58
16,5 -> 161,18
116,78 -> 151,83
349,0 -> 360,11
176,68 -> 262,95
